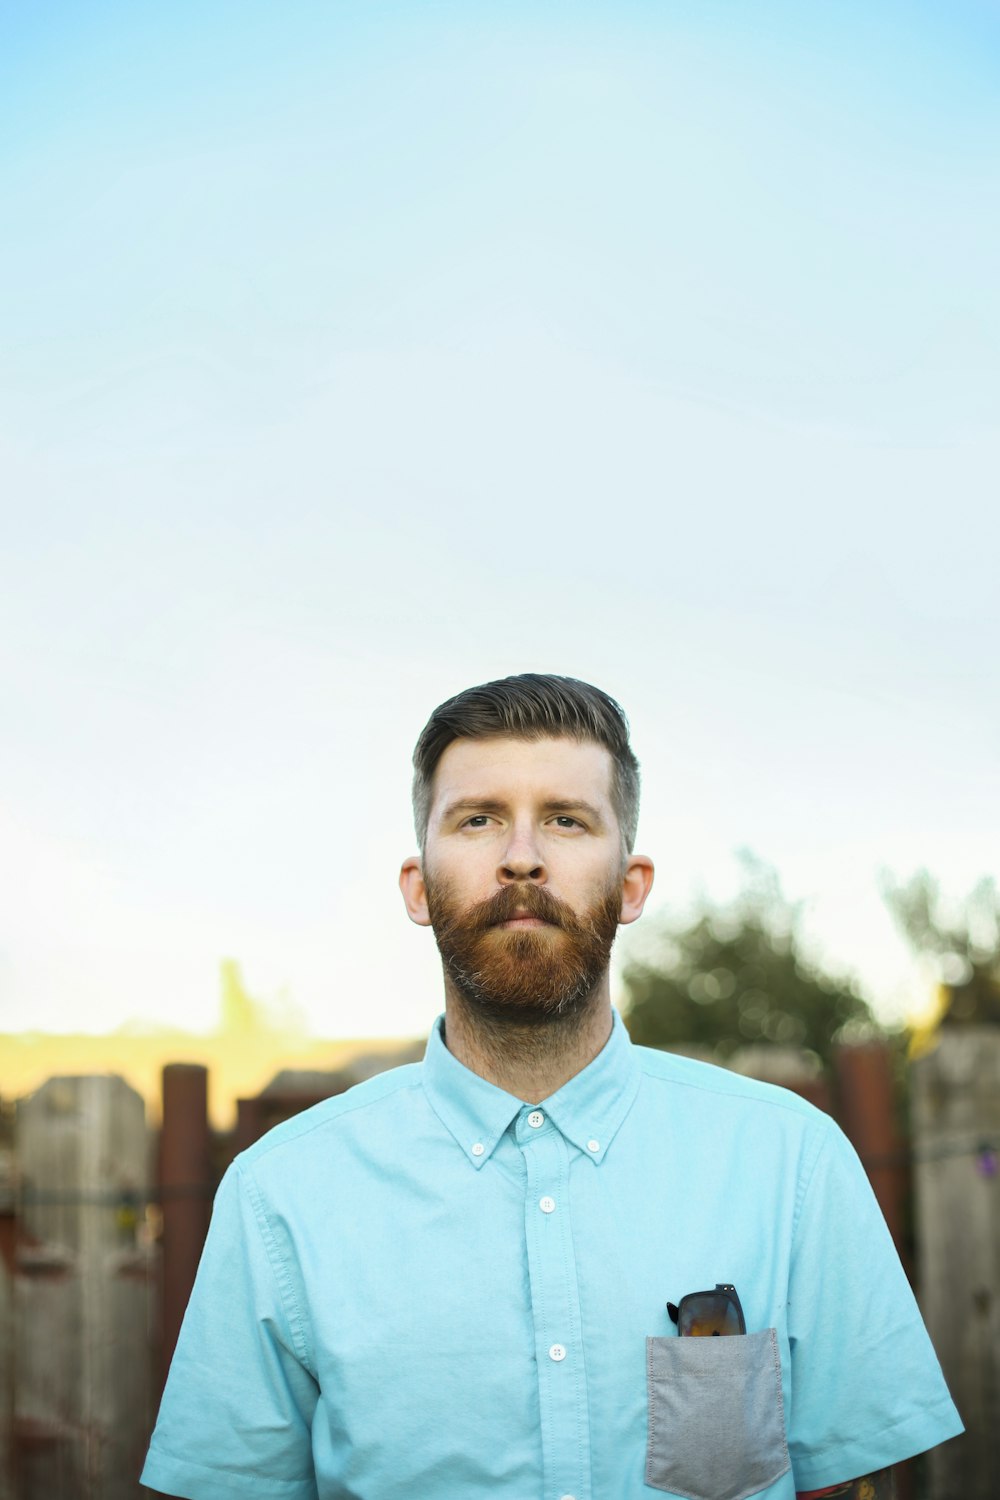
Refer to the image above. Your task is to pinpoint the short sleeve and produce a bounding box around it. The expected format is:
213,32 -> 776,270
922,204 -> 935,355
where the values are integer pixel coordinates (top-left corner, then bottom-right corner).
141,1161 -> 320,1500
786,1120 -> 963,1490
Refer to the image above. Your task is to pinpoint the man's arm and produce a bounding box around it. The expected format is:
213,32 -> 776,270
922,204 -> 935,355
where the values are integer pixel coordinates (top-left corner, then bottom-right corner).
140,1163 -> 320,1499
798,1469 -> 896,1500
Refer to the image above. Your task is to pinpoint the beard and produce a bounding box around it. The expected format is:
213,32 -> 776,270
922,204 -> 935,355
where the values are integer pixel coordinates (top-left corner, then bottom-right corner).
424,871 -> 623,1027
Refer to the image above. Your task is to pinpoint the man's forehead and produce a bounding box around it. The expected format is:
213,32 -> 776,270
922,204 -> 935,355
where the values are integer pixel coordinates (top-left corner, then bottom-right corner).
430,734 -> 615,804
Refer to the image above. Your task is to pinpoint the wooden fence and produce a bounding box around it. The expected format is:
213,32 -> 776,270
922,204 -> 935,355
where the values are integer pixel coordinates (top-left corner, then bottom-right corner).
0,1033 -> 995,1499
1,1076 -> 155,1500
912,1028 -> 1000,1500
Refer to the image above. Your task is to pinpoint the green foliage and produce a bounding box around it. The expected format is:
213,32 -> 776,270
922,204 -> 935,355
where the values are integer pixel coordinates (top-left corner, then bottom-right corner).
621,855 -> 877,1070
881,869 -> 1000,1026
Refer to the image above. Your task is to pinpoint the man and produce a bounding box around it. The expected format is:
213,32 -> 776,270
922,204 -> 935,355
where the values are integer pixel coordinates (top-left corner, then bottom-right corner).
143,674 -> 962,1500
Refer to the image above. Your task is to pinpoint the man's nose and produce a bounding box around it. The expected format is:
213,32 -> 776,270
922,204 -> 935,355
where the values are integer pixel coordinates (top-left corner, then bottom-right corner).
497,823 -> 546,884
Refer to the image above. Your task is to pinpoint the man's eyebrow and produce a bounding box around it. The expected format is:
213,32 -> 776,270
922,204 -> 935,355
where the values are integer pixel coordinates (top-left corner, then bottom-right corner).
539,799 -> 606,823
438,797 -> 606,824
438,797 -> 510,822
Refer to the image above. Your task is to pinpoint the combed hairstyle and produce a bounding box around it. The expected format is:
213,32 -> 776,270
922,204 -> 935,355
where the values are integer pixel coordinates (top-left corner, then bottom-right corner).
411,673 -> 641,854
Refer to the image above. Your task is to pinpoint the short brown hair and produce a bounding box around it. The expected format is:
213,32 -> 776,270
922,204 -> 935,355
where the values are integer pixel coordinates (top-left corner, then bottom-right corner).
411,673 -> 641,852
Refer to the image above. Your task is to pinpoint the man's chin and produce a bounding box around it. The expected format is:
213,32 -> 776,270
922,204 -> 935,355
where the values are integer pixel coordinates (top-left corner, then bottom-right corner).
449,947 -> 602,1022
475,925 -> 570,968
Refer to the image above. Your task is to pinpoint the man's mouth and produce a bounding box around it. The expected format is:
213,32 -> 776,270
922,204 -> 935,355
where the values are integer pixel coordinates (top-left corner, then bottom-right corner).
496,913 -> 556,930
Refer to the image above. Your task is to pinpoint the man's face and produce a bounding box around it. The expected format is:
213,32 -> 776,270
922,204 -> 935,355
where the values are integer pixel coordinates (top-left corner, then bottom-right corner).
400,735 -> 652,1023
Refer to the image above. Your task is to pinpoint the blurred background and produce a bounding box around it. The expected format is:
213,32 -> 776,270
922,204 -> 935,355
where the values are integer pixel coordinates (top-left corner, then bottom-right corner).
1,2 -> 997,1496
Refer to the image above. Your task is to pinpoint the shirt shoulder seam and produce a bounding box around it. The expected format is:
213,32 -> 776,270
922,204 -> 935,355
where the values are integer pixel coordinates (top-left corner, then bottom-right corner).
636,1053 -> 834,1123
241,1066 -> 425,1166
791,1108 -> 831,1238
237,1159 -> 317,1376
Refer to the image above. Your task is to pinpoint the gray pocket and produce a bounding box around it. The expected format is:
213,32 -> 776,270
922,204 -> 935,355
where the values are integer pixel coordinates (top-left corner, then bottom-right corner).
645,1329 -> 789,1500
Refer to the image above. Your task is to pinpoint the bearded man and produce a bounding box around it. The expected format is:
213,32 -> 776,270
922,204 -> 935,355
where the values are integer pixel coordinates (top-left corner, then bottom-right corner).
143,674 -> 961,1500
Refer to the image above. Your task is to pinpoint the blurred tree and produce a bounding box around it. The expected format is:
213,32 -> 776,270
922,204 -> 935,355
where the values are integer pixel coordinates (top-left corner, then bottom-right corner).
881,870 -> 1000,1028
622,854 -> 877,1070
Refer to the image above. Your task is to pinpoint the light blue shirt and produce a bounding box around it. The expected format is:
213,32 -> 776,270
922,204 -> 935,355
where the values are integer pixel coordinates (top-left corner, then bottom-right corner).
142,1012 -> 961,1500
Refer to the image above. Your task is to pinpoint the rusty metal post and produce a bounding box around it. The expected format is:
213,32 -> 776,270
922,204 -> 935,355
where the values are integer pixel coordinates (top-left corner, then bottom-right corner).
234,1096 -> 265,1157
833,1042 -> 908,1264
159,1065 -> 211,1394
832,1042 -> 918,1500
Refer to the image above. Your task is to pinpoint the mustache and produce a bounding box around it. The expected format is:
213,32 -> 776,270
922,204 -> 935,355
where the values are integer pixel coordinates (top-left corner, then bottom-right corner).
455,883 -> 596,938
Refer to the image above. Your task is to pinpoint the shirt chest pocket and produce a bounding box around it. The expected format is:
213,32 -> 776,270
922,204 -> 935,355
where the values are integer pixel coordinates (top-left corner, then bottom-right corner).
645,1329 -> 790,1500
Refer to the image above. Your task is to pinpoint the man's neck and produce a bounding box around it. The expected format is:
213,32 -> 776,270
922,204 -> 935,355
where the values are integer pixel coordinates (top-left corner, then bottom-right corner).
441,983 -> 614,1103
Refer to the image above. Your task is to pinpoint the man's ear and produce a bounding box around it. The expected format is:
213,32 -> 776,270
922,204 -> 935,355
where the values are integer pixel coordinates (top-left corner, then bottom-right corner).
399,857 -> 433,927
619,855 -> 655,926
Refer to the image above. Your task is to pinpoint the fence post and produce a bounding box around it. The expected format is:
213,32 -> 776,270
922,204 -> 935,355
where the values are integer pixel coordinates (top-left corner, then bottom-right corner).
833,1041 -> 909,1267
911,1028 -> 1000,1500
14,1075 -> 154,1500
159,1064 -> 211,1394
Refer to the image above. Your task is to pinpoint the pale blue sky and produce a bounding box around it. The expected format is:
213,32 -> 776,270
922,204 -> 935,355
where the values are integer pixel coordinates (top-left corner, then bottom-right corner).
2,2 -> 997,1037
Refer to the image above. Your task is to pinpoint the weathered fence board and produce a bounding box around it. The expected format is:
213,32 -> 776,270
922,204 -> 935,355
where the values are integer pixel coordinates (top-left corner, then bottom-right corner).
912,1028 -> 1000,1500
13,1076 -> 156,1500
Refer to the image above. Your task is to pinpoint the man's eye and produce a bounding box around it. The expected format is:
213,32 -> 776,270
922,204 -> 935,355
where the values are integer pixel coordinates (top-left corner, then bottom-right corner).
464,815 -> 492,828
553,816 -> 582,829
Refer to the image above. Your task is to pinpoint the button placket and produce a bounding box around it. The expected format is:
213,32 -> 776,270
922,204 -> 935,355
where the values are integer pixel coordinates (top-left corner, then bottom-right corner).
521,1122 -> 591,1500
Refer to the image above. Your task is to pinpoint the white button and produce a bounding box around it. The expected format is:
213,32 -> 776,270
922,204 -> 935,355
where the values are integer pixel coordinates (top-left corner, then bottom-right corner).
528,1111 -> 545,1128
471,1142 -> 485,1157
539,1195 -> 556,1213
548,1343 -> 567,1361
560,1494 -> 577,1500
587,1138 -> 600,1153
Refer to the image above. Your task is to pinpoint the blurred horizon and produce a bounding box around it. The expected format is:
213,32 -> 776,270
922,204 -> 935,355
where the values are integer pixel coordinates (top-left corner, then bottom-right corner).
0,958 -> 424,1128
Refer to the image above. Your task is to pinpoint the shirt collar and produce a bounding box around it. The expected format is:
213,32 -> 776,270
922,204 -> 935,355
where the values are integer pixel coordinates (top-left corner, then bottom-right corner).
421,1009 -> 642,1169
